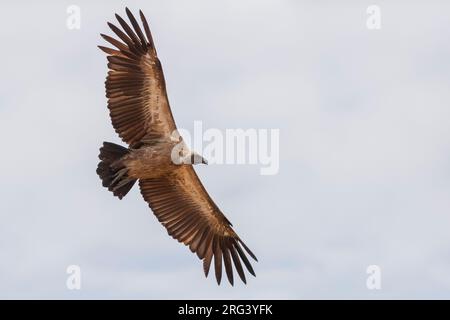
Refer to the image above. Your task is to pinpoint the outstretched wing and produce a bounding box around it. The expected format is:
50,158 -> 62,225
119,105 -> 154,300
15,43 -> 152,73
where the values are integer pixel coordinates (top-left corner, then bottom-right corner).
139,166 -> 257,285
99,8 -> 177,146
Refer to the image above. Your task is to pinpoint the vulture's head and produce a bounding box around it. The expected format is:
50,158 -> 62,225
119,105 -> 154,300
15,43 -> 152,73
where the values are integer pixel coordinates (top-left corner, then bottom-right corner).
190,152 -> 208,165
171,141 -> 208,165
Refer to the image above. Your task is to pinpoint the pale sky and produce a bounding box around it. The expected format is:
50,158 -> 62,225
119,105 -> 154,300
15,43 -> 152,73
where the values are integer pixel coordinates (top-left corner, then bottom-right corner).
1,0 -> 450,299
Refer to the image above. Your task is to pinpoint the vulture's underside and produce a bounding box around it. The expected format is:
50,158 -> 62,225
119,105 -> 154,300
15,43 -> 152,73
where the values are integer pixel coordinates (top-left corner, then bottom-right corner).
97,8 -> 257,285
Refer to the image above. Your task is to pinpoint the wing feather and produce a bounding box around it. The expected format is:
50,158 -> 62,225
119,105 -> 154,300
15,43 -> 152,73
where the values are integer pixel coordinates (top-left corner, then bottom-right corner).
213,237 -> 223,285
222,238 -> 234,286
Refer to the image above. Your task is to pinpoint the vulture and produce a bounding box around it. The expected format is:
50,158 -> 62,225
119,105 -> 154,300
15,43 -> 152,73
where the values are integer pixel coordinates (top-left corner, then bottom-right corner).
96,8 -> 257,285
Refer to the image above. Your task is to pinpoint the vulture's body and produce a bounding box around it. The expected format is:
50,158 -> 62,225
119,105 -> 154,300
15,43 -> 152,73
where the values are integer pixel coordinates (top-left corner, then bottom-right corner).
96,8 -> 257,285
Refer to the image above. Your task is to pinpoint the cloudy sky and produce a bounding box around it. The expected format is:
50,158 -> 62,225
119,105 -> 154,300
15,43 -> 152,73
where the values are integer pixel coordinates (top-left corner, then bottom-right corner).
1,0 -> 450,299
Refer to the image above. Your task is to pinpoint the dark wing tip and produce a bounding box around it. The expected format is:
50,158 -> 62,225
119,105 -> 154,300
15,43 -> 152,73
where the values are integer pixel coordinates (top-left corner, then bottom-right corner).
213,238 -> 223,285
203,247 -> 213,278
239,239 -> 258,262
221,239 -> 235,286
200,236 -> 256,285
234,241 -> 256,277
138,9 -> 156,53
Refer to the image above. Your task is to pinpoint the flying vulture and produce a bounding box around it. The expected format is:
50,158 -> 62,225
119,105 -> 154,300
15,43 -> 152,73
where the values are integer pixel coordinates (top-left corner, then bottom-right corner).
96,8 -> 257,285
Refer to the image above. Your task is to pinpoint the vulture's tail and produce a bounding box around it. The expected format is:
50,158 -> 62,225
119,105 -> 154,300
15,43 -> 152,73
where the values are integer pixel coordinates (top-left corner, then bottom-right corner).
96,142 -> 136,199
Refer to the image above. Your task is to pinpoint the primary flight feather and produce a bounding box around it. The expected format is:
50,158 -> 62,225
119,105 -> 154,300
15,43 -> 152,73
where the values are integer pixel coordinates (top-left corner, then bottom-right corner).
96,8 -> 257,285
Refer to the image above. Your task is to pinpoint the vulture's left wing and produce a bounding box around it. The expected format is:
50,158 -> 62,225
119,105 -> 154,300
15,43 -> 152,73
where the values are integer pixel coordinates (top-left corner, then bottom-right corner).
99,8 -> 177,146
139,166 -> 257,285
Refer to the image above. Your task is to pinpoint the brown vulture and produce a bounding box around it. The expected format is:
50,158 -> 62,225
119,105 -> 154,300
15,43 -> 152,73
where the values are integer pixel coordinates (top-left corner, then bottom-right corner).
96,8 -> 257,285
